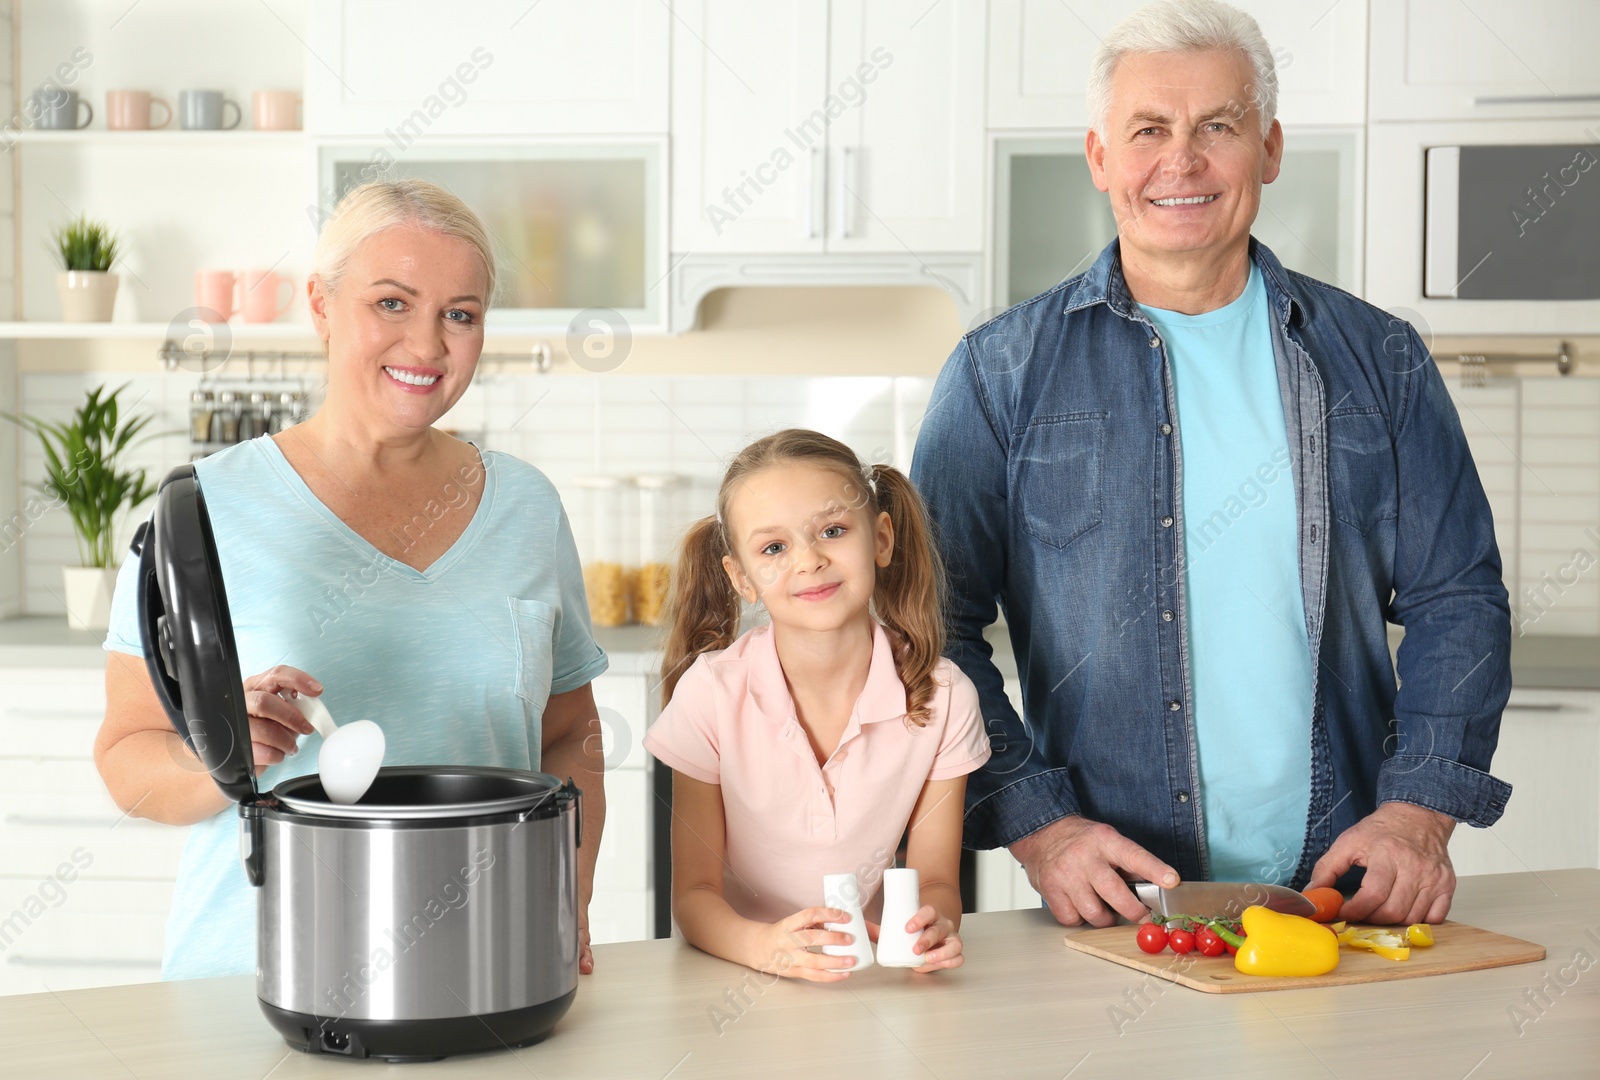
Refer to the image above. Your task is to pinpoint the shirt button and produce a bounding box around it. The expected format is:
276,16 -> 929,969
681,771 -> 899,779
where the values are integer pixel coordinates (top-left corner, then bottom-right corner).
1161,610 -> 1174,622
1168,700 -> 1181,712
1176,791 -> 1190,803
1149,336 -> 1161,348
1160,423 -> 1172,436
1161,515 -> 1174,528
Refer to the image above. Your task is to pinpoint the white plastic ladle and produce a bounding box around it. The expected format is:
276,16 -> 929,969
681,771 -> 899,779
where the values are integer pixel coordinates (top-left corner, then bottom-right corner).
292,694 -> 385,805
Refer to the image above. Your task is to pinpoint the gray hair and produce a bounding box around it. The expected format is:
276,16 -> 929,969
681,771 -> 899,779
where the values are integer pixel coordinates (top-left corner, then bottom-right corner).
312,179 -> 498,309
1086,0 -> 1278,140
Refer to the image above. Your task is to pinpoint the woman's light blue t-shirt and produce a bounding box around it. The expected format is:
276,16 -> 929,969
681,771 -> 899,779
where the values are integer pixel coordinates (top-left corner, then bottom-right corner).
103,436 -> 607,980
1138,263 -> 1315,884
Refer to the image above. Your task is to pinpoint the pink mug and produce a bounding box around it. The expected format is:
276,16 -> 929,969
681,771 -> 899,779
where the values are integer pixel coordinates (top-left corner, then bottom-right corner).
252,90 -> 301,131
106,90 -> 172,131
195,270 -> 239,323
240,270 -> 295,323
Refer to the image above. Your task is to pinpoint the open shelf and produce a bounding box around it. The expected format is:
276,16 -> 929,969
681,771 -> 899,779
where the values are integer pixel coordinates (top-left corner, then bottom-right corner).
7,129 -> 306,147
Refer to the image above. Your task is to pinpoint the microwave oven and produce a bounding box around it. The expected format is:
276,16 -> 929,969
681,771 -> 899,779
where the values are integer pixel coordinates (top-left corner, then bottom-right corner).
1424,142 -> 1599,300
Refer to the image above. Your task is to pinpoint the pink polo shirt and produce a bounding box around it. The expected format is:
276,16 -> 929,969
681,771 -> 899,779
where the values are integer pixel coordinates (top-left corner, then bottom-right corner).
643,621 -> 990,924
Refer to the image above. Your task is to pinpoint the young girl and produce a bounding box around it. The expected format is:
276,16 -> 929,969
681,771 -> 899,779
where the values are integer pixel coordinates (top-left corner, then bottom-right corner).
643,429 -> 990,982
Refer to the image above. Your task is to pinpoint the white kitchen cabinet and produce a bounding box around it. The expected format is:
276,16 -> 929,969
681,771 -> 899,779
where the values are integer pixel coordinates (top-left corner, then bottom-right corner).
587,667 -> 658,943
305,0 -> 670,135
671,0 -> 831,254
1449,689 -> 1600,877
1369,0 -> 1600,121
0,665 -> 181,996
987,0 -> 1367,130
671,0 -> 985,254
974,678 -> 1042,912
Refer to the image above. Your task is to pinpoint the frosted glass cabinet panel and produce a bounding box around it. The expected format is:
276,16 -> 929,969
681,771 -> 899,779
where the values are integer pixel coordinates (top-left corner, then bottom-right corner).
320,143 -> 665,330
993,131 -> 1361,310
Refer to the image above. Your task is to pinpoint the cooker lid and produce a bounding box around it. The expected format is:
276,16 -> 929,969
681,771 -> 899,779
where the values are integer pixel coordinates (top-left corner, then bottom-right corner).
135,465 -> 257,805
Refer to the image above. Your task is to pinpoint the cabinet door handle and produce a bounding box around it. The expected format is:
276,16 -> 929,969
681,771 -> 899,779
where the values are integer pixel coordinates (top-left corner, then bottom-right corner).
837,146 -> 854,239
1503,702 -> 1568,712
805,146 -> 821,239
1473,93 -> 1600,106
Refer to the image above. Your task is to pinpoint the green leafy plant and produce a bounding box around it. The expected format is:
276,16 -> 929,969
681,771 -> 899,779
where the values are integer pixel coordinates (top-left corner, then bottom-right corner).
51,214 -> 121,273
3,383 -> 158,568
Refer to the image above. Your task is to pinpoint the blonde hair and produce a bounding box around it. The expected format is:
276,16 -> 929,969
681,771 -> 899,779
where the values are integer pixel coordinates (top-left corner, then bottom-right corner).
313,179 -> 498,307
1087,0 -> 1278,140
660,429 -> 948,727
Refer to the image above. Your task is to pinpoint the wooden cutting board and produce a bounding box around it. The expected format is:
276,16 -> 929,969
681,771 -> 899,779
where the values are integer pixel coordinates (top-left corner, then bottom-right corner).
1062,920 -> 1545,993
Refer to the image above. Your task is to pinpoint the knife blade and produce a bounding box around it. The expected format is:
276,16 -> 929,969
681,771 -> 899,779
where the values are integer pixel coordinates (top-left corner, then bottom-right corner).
1132,881 -> 1318,920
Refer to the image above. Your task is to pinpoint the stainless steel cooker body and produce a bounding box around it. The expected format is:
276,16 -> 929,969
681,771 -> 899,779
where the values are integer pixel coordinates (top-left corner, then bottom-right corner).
246,767 -> 581,1061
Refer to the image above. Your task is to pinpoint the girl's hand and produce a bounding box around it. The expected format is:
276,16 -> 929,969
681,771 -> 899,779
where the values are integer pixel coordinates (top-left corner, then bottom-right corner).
871,904 -> 965,973
240,666 -> 323,774
753,907 -> 861,983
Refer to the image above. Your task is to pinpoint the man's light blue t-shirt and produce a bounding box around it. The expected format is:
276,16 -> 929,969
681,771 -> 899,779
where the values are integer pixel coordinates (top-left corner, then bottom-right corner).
1139,263 -> 1315,884
104,436 -> 607,980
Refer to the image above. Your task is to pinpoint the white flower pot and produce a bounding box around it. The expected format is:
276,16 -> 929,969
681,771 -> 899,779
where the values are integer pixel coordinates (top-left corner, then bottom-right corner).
62,566 -> 118,631
56,270 -> 120,323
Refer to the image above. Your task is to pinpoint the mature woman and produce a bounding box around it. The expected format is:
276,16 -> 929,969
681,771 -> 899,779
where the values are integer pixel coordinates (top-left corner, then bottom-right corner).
94,180 -> 608,979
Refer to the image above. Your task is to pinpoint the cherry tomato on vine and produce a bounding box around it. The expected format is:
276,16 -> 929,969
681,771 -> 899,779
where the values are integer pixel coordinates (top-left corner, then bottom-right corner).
1168,928 -> 1196,954
1136,923 -> 1169,954
1195,928 -> 1227,957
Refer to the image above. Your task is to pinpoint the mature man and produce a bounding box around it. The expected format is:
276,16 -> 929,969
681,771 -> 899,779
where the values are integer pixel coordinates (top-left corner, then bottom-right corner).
912,0 -> 1511,929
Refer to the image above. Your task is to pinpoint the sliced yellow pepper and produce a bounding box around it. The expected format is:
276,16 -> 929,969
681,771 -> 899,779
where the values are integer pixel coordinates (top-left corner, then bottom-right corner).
1406,923 -> 1435,947
1233,905 -> 1340,977
1328,921 -> 1347,934
1337,927 -> 1412,961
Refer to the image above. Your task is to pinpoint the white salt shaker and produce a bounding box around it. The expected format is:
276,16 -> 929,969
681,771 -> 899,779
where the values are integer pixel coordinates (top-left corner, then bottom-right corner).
821,872 -> 875,970
874,868 -> 924,968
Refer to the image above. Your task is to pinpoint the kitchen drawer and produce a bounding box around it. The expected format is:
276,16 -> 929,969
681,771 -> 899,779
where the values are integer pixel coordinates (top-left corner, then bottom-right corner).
0,876 -> 171,996
593,768 -> 648,895
592,672 -> 650,771
0,759 -> 189,878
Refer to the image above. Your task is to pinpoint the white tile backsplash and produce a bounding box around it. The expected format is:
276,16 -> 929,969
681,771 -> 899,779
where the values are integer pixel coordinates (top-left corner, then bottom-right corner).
15,369 -> 1600,639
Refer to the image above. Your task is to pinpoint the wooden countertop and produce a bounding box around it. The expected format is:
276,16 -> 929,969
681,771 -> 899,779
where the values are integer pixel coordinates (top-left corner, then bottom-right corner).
3,870 -> 1596,1078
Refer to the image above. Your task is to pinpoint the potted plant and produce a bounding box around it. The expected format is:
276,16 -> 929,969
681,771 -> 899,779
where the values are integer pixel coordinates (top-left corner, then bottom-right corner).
52,214 -> 122,322
3,383 -> 158,630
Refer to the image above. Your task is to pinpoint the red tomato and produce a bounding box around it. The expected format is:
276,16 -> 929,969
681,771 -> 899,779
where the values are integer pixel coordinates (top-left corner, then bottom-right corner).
1168,928 -> 1196,954
1195,928 -> 1226,957
1302,887 -> 1345,923
1136,923 -> 1169,954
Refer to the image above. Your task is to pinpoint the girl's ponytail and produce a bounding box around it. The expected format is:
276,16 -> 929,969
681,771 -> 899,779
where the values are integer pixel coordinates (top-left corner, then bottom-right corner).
867,463 -> 947,727
659,514 -> 741,708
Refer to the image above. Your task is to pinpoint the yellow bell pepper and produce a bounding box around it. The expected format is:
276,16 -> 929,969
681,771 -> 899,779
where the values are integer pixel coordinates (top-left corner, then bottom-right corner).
1406,923 -> 1435,947
1231,906 -> 1341,977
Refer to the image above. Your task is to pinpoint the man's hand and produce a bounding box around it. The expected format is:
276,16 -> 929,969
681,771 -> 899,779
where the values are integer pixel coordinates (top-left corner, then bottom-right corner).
1010,815 -> 1180,928
1308,802 -> 1457,924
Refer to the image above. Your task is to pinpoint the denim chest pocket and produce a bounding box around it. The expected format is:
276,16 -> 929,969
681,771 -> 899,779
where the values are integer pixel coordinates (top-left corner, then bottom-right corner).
1009,412 -> 1106,549
1328,408 -> 1398,535
509,597 -> 556,708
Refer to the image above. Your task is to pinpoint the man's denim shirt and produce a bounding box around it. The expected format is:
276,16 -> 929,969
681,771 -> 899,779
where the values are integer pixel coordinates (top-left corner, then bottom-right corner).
912,238 -> 1512,888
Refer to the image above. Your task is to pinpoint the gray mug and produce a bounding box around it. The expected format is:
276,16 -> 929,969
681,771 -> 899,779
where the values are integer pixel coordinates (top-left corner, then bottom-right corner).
29,86 -> 93,130
178,89 -> 242,130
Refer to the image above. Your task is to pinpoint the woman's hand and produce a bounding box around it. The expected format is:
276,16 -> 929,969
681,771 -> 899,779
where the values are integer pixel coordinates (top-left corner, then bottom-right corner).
751,907 -> 861,982
869,904 -> 965,973
240,666 -> 323,774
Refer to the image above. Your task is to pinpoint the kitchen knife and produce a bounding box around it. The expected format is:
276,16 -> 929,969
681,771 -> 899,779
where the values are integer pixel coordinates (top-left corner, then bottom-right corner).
1132,881 -> 1318,920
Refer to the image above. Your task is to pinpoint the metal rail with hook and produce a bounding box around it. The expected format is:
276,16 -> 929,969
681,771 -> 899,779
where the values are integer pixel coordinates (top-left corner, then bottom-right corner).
157,339 -> 555,375
1456,340 -> 1575,387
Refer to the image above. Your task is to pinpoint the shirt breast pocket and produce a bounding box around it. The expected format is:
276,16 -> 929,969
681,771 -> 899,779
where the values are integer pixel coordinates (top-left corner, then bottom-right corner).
1009,412 -> 1106,550
509,597 -> 556,708
1328,407 -> 1398,535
